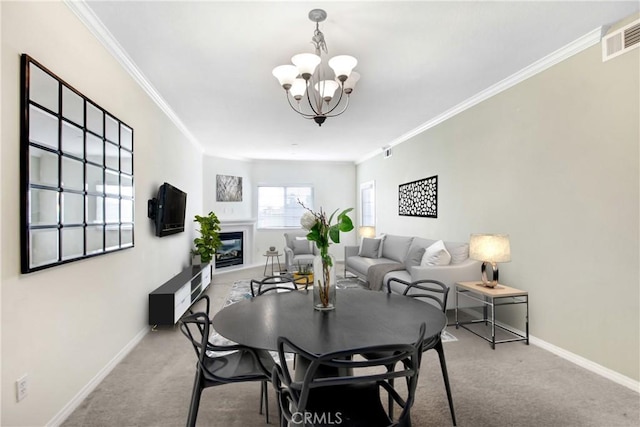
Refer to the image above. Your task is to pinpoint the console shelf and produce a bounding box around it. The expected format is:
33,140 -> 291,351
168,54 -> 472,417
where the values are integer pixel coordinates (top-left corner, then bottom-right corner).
148,264 -> 212,326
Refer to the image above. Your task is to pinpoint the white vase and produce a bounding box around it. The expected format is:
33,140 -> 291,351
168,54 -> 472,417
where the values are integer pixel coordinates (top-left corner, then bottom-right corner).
313,254 -> 336,311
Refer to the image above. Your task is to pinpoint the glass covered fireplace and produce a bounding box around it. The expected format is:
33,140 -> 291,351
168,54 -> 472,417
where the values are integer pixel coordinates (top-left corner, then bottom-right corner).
216,232 -> 244,269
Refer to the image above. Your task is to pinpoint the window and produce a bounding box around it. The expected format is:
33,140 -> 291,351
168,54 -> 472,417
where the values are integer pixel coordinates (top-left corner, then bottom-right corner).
360,181 -> 375,227
258,186 -> 313,229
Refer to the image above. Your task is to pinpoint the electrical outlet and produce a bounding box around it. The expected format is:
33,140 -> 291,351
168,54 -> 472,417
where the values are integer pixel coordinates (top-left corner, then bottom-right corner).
16,375 -> 28,402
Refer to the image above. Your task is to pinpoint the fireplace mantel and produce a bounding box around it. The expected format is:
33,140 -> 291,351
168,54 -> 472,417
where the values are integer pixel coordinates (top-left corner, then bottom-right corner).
219,219 -> 257,227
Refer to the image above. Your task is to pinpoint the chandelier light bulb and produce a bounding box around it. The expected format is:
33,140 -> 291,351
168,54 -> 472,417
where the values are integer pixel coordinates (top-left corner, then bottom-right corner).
341,71 -> 360,94
272,65 -> 299,90
314,80 -> 339,102
292,53 -> 321,80
290,78 -> 307,100
328,55 -> 358,82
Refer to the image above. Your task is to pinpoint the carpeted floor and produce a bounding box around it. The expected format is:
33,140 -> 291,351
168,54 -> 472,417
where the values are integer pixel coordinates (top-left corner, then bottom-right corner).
62,264 -> 639,427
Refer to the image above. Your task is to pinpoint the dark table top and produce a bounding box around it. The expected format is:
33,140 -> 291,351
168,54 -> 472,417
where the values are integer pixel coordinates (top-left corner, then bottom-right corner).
212,289 -> 446,354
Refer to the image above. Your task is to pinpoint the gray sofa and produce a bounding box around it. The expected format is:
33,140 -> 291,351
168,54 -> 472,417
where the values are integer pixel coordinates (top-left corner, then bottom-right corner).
344,234 -> 482,309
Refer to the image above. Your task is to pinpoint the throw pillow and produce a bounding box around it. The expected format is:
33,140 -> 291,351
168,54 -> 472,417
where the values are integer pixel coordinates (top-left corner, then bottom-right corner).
292,239 -> 312,255
359,235 -> 384,258
421,240 -> 452,266
358,237 -> 381,258
448,243 -> 469,264
404,246 -> 426,270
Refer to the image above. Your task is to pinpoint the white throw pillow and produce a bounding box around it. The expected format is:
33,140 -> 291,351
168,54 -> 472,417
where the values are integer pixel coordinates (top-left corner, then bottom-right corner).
421,240 -> 452,266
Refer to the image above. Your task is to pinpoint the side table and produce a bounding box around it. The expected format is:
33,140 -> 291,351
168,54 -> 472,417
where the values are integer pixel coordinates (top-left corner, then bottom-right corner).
455,281 -> 529,349
263,252 -> 283,276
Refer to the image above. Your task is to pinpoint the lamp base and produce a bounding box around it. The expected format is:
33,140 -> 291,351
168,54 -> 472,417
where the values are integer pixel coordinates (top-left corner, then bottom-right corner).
480,261 -> 499,288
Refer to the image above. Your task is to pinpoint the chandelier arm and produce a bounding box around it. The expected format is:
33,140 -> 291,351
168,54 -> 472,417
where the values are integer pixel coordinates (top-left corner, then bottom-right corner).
304,81 -> 321,115
286,92 -> 317,118
321,84 -> 346,116
324,95 -> 351,118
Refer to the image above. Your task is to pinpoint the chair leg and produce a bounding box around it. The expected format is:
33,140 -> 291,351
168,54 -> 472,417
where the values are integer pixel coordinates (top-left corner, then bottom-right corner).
435,340 -> 457,426
260,380 -> 270,423
187,372 -> 204,427
386,363 -> 395,419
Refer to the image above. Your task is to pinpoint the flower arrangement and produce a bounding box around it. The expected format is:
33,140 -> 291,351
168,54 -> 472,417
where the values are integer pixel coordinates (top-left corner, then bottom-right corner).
300,201 -> 354,309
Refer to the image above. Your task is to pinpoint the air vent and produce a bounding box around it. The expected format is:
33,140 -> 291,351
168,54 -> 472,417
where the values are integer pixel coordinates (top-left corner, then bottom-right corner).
602,18 -> 640,62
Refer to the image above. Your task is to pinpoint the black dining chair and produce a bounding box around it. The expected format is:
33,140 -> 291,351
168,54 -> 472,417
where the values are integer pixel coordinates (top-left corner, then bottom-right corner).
271,324 -> 426,427
180,295 -> 275,426
383,277 -> 457,426
250,276 -> 298,297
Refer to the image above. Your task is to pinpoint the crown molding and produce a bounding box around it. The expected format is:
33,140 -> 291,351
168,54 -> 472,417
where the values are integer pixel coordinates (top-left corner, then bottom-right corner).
64,0 -> 204,153
357,26 -> 605,164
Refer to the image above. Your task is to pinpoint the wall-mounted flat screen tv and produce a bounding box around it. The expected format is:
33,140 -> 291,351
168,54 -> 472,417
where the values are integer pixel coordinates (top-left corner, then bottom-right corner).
148,183 -> 187,237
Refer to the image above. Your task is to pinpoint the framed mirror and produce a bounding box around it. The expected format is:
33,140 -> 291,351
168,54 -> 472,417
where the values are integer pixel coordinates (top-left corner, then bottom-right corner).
20,54 -> 135,273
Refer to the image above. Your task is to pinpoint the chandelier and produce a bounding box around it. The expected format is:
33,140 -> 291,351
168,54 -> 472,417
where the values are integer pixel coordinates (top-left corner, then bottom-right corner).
272,9 -> 360,126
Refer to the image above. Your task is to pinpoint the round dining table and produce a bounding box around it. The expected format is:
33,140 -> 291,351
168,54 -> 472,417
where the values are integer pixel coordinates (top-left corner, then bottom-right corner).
212,289 -> 446,354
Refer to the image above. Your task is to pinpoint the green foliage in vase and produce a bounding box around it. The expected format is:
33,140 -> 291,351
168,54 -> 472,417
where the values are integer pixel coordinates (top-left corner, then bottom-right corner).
299,201 -> 354,308
193,211 -> 222,264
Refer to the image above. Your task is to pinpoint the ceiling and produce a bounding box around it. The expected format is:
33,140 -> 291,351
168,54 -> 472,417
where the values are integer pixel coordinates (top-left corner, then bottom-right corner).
80,1 -> 639,163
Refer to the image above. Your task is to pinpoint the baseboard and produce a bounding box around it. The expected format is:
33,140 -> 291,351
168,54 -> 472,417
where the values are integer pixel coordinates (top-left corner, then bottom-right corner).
527,333 -> 639,393
47,326 -> 150,427
493,319 -> 640,394
455,307 -> 639,393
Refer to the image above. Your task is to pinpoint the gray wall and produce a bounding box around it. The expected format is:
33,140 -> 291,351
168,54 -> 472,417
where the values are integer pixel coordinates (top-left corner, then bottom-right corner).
1,2 -> 203,425
356,41 -> 639,380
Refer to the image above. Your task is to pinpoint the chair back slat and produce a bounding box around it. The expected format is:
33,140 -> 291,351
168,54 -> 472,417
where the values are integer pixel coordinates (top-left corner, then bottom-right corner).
273,323 -> 426,426
387,278 -> 449,312
251,276 -> 297,296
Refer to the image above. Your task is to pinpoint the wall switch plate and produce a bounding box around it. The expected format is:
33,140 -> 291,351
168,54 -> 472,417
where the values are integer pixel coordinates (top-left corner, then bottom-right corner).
16,375 -> 28,402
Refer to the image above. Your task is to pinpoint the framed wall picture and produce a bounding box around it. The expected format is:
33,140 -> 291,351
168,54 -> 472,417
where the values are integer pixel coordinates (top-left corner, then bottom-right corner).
398,175 -> 437,218
216,174 -> 242,202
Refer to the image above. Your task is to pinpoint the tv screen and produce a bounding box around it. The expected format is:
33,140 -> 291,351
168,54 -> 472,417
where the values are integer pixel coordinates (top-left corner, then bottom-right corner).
152,183 -> 187,237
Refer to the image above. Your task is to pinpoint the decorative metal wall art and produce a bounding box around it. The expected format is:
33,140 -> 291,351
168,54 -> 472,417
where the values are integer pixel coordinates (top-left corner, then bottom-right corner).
20,54 -> 134,273
216,174 -> 243,202
398,175 -> 437,218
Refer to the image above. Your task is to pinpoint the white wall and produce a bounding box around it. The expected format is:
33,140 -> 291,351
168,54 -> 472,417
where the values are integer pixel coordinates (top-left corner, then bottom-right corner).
357,41 -> 639,381
1,2 -> 203,425
202,157 -> 357,265
203,155 -> 253,220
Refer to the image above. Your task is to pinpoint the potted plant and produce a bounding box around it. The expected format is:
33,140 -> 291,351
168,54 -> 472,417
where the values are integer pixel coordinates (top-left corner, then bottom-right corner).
192,211 -> 222,267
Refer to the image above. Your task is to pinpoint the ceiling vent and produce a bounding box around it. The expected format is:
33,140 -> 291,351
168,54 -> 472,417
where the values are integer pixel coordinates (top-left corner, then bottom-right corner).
602,18 -> 640,62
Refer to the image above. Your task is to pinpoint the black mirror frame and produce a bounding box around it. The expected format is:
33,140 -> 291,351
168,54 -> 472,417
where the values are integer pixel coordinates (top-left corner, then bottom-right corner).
20,54 -> 135,273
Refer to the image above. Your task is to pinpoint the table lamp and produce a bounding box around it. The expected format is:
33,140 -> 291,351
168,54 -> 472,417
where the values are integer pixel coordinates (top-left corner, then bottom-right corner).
358,226 -> 376,239
469,234 -> 511,288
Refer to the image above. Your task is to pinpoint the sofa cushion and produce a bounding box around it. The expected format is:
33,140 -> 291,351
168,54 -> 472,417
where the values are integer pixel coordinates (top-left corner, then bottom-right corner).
359,238 -> 381,258
292,239 -> 312,255
381,235 -> 414,263
445,242 -> 469,264
421,240 -> 452,266
404,247 -> 426,270
347,256 -> 397,276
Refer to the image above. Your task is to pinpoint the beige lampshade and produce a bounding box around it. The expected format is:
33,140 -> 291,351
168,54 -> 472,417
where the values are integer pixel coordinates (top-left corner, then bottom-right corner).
359,226 -> 376,239
469,234 -> 511,262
